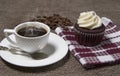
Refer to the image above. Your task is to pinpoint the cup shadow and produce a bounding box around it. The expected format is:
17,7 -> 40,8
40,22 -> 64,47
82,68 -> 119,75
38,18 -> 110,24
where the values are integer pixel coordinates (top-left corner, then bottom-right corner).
30,43 -> 56,59
1,43 -> 70,73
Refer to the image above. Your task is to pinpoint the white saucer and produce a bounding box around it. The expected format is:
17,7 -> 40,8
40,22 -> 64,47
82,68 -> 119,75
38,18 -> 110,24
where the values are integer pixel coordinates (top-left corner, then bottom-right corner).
0,33 -> 68,67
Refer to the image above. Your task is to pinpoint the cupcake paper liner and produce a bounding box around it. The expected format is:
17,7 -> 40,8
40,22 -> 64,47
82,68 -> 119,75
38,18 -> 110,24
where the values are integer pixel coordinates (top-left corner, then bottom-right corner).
74,28 -> 105,46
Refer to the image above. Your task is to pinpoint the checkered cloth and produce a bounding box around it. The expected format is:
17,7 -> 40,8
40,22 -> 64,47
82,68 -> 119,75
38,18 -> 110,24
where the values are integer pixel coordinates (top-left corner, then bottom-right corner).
55,17 -> 120,69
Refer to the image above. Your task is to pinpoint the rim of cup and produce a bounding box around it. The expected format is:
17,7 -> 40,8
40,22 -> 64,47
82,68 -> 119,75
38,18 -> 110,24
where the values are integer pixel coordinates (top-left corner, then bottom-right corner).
14,22 -> 50,39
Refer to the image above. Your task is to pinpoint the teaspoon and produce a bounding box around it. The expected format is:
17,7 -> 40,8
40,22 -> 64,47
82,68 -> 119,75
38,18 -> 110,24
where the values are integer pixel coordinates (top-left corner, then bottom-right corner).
0,46 -> 48,60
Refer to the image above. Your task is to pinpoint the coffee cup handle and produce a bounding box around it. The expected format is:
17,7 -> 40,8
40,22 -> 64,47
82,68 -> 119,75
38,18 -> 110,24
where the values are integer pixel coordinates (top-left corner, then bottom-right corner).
4,29 -> 17,46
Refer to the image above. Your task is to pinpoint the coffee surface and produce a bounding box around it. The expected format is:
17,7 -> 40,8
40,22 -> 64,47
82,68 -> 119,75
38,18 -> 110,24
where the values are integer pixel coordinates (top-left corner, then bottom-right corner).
17,26 -> 47,37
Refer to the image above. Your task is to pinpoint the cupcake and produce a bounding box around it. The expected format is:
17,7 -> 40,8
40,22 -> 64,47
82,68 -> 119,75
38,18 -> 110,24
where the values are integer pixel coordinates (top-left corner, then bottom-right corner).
74,11 -> 105,46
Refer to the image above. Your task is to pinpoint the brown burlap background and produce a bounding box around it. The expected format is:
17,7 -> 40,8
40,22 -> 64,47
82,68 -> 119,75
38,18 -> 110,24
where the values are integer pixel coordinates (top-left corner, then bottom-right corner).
0,0 -> 120,76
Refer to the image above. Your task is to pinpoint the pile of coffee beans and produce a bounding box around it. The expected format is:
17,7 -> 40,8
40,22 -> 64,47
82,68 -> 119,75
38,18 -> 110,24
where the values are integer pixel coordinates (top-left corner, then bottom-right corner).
31,14 -> 73,30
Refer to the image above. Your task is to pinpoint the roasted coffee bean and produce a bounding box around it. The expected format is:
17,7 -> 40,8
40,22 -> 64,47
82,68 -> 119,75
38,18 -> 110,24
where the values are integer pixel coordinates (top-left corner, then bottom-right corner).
31,14 -> 73,30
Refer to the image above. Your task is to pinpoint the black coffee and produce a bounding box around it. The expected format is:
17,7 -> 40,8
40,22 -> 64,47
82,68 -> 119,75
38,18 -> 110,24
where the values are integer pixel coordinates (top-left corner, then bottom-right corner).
17,26 -> 47,37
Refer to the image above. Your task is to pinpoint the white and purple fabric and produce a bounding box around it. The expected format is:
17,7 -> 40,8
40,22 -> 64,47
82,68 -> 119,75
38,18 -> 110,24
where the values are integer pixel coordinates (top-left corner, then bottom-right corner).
55,17 -> 120,69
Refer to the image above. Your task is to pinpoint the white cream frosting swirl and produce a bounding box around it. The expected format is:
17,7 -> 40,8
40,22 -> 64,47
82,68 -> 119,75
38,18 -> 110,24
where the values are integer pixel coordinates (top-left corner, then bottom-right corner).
77,11 -> 102,29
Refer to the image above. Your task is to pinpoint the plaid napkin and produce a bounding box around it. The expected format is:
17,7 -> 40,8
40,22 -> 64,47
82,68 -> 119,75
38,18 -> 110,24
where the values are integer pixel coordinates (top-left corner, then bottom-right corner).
55,17 -> 120,69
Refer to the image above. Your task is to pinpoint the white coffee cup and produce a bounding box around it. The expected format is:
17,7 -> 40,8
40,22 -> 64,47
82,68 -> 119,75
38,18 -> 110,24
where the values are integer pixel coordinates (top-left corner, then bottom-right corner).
4,22 -> 50,53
